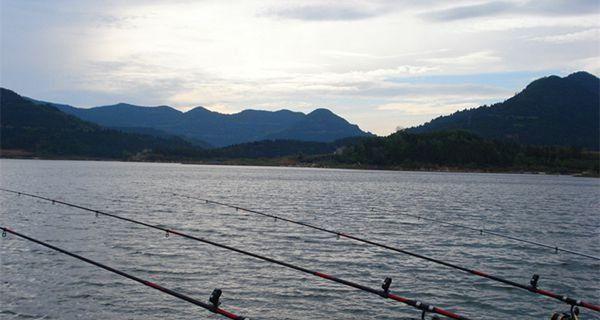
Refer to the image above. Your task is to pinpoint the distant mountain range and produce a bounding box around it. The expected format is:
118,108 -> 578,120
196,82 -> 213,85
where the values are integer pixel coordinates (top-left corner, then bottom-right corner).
48,102 -> 371,147
0,88 -> 200,158
1,70 -> 598,163
410,71 -> 599,150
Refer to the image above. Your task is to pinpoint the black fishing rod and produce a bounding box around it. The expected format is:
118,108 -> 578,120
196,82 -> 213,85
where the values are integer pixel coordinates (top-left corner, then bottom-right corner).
0,227 -> 247,320
0,189 -> 470,320
172,193 -> 600,314
372,206 -> 600,261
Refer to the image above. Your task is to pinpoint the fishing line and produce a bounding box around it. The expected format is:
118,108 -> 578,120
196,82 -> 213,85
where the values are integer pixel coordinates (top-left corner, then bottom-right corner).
0,227 -> 248,320
370,206 -> 599,261
0,188 -> 471,320
171,192 -> 600,314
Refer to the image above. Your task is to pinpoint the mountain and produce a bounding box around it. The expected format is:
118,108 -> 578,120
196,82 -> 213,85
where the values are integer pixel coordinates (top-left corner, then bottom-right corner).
410,71 -> 600,150
175,107 -> 307,146
264,108 -> 368,142
0,88 -> 203,159
2,87 -> 597,174
53,102 -> 184,127
51,102 -> 371,147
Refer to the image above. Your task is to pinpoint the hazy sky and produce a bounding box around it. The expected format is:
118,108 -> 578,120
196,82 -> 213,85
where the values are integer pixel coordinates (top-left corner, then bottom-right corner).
1,0 -> 599,135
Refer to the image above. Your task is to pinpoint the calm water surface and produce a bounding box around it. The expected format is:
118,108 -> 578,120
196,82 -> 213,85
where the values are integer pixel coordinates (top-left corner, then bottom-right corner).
0,159 -> 599,320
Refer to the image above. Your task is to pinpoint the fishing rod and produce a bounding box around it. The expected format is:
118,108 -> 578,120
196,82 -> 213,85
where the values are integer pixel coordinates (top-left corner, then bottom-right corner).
171,193 -> 600,314
0,227 -> 247,320
0,189 -> 471,320
371,206 -> 600,261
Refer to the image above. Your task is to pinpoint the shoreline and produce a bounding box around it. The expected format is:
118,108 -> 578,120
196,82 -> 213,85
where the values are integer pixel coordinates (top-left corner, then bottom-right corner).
2,155 -> 598,178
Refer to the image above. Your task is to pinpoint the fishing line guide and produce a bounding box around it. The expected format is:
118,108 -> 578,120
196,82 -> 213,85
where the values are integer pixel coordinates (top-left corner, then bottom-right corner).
370,206 -> 599,261
0,226 -> 249,320
173,192 -> 600,314
1,188 -> 471,320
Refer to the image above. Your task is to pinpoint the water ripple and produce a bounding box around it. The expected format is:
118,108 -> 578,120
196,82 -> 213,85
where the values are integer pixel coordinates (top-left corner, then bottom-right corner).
0,160 -> 598,320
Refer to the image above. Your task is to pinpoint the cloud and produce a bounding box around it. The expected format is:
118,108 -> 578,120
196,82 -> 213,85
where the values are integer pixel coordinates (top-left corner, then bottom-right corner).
320,50 -> 401,60
457,16 -> 599,32
2,0 -> 599,135
367,87 -> 510,133
567,56 -> 600,75
264,3 -> 383,21
377,101 -> 474,116
419,51 -> 502,70
529,28 -> 599,43
421,0 -> 600,22
421,1 -> 513,21
320,48 -> 450,60
260,0 -> 436,21
357,82 -> 510,100
374,92 -> 504,115
160,65 -> 430,107
522,0 -> 600,16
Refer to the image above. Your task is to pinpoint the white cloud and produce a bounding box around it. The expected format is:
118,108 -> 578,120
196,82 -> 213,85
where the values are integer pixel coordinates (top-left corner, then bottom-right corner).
567,56 -> 600,75
375,94 -> 503,116
421,1 -> 513,21
377,101 -> 474,115
529,28 -> 600,43
1,0 -> 599,135
456,15 -> 600,32
420,0 -> 600,22
420,51 -> 502,68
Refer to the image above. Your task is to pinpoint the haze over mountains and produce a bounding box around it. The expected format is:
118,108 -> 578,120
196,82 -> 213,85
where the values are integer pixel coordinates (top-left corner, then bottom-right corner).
52,103 -> 371,147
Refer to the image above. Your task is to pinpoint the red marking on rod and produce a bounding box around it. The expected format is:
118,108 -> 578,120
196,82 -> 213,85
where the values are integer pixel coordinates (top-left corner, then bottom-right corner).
314,272 -> 333,280
217,308 -> 242,319
535,288 -> 600,311
144,281 -> 161,289
387,293 -> 410,304
168,229 -> 184,236
581,301 -> 600,312
472,270 -> 488,277
536,289 -> 561,299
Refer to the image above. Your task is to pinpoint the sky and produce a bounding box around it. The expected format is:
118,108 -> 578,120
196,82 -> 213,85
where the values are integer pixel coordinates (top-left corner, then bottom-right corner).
1,0 -> 599,135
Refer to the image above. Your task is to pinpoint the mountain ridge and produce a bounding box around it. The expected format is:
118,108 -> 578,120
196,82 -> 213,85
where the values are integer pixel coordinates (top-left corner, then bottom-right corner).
0,88 -> 202,158
2,82 -> 598,175
46,100 -> 371,147
8,70 -> 599,150
409,71 -> 600,149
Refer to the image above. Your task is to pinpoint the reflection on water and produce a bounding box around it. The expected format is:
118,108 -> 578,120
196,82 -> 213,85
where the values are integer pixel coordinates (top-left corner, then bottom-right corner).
0,159 -> 598,319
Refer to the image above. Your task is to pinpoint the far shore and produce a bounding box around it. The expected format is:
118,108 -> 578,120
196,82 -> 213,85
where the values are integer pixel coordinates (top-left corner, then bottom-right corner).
2,154 -> 598,178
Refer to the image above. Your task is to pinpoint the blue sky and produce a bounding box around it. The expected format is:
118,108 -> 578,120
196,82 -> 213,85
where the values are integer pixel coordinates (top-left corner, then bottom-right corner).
1,0 -> 599,135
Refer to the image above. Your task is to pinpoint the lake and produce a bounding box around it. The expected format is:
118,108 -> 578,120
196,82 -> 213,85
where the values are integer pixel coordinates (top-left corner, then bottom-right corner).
0,159 -> 598,319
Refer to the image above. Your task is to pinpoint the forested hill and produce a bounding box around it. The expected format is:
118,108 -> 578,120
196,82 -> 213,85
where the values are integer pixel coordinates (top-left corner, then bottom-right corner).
329,130 -> 598,174
0,88 -> 201,158
410,72 -> 600,150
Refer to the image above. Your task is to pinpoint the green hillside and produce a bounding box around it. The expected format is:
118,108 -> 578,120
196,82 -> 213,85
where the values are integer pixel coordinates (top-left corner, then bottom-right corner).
410,72 -> 600,150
